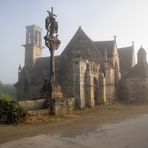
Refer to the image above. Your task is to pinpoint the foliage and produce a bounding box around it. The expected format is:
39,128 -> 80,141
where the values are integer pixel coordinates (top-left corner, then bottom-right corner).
0,93 -> 11,101
0,81 -> 17,99
0,100 -> 27,124
0,82 -> 27,124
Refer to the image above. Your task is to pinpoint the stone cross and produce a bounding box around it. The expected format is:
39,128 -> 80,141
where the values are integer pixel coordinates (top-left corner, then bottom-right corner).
41,7 -> 61,98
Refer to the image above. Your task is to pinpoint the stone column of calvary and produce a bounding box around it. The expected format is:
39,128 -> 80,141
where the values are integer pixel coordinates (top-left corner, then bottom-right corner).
41,7 -> 61,98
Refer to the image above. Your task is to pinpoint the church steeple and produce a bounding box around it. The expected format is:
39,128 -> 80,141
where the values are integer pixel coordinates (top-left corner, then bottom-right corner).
23,25 -> 43,68
114,35 -> 116,41
137,46 -> 147,64
132,41 -> 134,48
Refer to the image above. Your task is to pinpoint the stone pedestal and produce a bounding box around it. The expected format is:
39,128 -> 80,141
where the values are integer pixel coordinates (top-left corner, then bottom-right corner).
48,84 -> 66,116
48,98 -> 66,116
51,84 -> 63,98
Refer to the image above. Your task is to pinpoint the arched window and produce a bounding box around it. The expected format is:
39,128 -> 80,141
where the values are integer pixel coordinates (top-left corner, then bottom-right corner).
27,31 -> 31,44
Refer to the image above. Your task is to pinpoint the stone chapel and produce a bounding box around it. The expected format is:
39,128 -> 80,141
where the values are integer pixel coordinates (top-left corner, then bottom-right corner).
15,24 -> 148,108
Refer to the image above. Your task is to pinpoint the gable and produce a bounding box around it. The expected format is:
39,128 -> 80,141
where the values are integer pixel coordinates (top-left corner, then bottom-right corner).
118,46 -> 135,73
61,27 -> 104,65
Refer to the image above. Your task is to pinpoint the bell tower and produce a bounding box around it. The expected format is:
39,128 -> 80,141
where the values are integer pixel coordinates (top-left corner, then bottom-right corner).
23,25 -> 43,67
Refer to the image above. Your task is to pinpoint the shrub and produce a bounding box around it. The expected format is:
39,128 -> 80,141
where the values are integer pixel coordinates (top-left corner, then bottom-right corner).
0,100 -> 27,124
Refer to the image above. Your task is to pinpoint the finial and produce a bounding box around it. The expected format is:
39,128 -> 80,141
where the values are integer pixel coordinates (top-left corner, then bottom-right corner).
114,35 -> 116,40
79,26 -> 82,29
132,41 -> 134,48
18,64 -> 21,71
104,48 -> 108,60
104,48 -> 108,67
141,44 -> 143,48
51,7 -> 53,13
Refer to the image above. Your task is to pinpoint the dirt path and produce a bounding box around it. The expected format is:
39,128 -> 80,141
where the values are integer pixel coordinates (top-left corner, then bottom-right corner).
1,114 -> 148,148
1,103 -> 148,144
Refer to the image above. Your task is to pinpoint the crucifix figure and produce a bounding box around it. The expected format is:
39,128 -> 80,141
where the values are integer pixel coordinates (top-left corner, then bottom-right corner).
45,7 -> 58,36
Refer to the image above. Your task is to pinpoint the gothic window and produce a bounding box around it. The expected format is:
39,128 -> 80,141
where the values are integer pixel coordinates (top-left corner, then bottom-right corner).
39,32 -> 41,46
35,31 -> 40,45
35,30 -> 38,44
27,31 -> 31,44
37,32 -> 40,45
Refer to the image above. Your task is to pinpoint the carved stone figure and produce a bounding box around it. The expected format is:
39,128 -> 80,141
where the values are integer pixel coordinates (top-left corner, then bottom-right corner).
45,9 -> 58,36
44,8 -> 61,51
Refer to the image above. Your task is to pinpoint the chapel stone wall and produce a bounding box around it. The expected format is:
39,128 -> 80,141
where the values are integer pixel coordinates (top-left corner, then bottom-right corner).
120,78 -> 148,102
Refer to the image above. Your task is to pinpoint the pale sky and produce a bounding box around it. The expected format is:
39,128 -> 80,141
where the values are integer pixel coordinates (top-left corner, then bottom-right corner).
0,0 -> 148,84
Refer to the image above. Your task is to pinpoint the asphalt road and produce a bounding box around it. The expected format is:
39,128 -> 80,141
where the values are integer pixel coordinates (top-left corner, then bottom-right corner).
1,114 -> 148,148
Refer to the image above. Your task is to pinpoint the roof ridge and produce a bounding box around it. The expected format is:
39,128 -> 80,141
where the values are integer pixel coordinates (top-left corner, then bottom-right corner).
93,40 -> 114,43
118,46 -> 132,49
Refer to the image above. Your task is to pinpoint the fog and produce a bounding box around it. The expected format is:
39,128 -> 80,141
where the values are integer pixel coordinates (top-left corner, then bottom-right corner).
0,0 -> 148,83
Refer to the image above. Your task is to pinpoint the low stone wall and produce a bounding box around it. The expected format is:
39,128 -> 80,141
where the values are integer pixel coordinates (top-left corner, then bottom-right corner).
24,98 -> 76,123
25,109 -> 49,123
120,78 -> 148,102
19,99 -> 47,111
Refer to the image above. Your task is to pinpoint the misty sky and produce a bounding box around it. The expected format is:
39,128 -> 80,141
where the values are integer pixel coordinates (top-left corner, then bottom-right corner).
0,0 -> 148,84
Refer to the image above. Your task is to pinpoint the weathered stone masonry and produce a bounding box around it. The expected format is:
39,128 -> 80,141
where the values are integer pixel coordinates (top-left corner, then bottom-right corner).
16,25 -> 148,110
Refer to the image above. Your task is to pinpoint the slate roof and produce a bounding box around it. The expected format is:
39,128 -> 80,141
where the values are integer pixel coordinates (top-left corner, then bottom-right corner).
61,27 -> 104,65
125,62 -> 148,78
32,28 -> 136,77
33,56 -> 60,72
32,28 -> 117,73
31,27 -> 115,81
118,46 -> 134,72
93,40 -> 114,58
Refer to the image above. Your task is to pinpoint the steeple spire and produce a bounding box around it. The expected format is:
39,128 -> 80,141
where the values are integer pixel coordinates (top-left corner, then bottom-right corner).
114,35 -> 117,41
132,41 -> 134,47
137,46 -> 147,64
